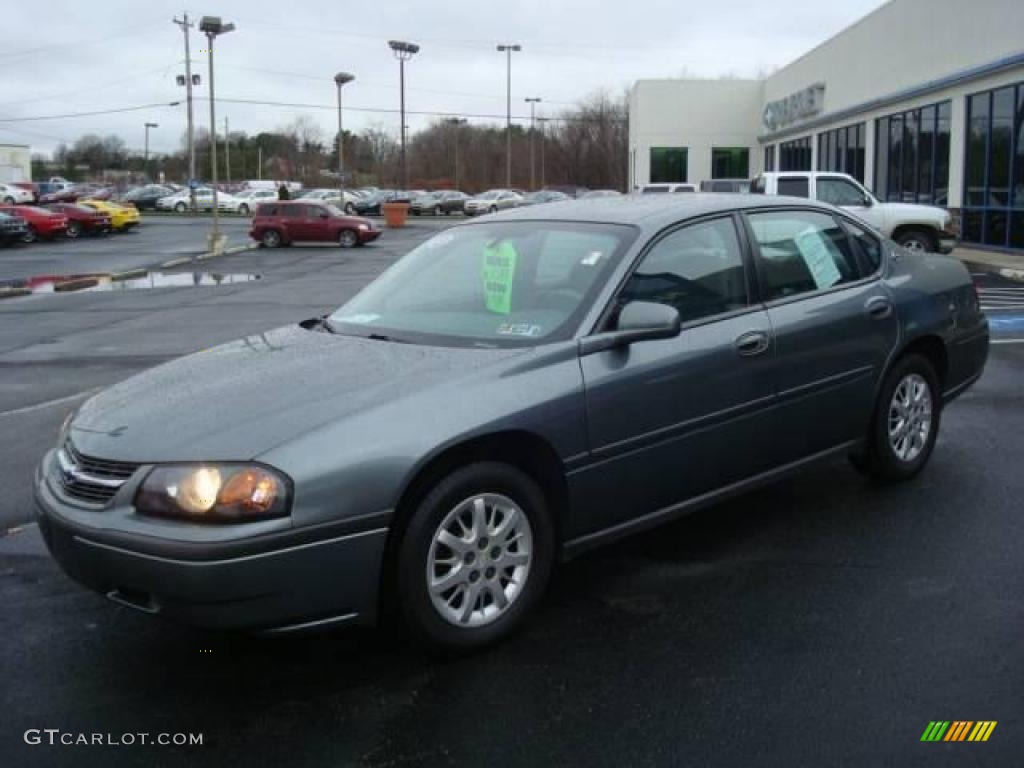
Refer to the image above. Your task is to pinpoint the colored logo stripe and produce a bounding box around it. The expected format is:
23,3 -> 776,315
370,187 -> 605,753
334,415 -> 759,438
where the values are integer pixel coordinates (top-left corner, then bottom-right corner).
921,721 -> 996,742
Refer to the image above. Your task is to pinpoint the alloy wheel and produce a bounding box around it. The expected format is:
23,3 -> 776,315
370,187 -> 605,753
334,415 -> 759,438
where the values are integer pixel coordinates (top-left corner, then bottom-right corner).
339,229 -> 358,248
888,373 -> 933,462
902,238 -> 926,253
426,493 -> 533,628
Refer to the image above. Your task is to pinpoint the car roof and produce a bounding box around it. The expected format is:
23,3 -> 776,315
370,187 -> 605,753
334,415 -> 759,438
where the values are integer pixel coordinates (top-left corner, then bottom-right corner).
487,193 -> 831,230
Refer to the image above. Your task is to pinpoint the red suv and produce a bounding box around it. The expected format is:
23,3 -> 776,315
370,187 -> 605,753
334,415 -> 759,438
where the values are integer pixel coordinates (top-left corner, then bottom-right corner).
0,204 -> 69,243
249,201 -> 380,249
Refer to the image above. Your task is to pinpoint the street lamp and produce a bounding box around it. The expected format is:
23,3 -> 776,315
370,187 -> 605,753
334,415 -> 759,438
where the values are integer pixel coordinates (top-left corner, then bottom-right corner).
334,72 -> 355,208
524,98 -> 541,190
496,44 -> 521,188
143,122 -> 158,180
538,117 -> 549,189
199,15 -> 235,255
444,117 -> 467,190
388,40 -> 419,190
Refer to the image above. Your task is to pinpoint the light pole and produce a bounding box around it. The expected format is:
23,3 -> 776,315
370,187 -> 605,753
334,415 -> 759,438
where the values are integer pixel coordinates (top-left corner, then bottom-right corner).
538,117 -> 549,189
173,14 -> 199,210
444,117 -> 466,189
143,122 -> 158,180
496,44 -> 521,188
199,16 -> 234,255
524,98 -> 540,190
388,40 -> 419,191
334,72 -> 354,208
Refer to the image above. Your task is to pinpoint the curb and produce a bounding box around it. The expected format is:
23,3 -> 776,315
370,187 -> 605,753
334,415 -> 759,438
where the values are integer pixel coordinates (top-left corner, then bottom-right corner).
159,242 -> 257,269
0,287 -> 31,300
53,277 -> 99,292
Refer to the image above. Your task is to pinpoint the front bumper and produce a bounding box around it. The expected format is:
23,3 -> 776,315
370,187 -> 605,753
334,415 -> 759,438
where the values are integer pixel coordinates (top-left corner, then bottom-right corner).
34,455 -> 389,632
358,229 -> 381,243
937,236 -> 956,254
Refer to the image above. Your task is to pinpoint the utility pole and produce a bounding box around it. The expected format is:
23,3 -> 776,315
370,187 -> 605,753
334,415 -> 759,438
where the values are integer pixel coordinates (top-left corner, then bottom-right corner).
496,44 -> 521,188
172,14 -> 196,210
525,97 -> 541,190
257,145 -> 262,180
144,122 -> 158,180
538,117 -> 548,189
224,116 -> 230,185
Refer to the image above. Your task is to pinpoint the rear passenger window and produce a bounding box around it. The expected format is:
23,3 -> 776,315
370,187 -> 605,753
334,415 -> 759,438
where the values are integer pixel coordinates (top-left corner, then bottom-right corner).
282,205 -> 304,218
777,177 -> 809,198
257,204 -> 277,216
746,210 -> 862,300
841,218 -> 884,273
618,217 -> 749,323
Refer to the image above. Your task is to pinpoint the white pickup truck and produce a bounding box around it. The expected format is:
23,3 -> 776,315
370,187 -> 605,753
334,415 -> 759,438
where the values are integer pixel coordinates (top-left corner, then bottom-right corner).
750,171 -> 956,254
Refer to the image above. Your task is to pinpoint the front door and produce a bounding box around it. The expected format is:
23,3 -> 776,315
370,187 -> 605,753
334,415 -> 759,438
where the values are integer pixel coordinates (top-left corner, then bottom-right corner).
815,175 -> 884,230
574,215 -> 778,536
743,207 -> 899,463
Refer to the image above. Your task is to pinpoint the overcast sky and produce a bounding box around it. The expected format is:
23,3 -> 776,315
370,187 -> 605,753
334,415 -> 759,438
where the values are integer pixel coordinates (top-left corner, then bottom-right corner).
0,0 -> 888,157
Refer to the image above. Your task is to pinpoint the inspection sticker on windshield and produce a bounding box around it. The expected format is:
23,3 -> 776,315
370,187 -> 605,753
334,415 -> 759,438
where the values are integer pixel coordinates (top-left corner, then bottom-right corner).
580,250 -> 604,266
496,323 -> 542,337
482,241 -> 518,314
794,227 -> 842,289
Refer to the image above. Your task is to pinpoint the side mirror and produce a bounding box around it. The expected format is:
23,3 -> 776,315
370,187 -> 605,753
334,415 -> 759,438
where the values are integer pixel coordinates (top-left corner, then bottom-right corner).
579,301 -> 681,355
860,195 -> 873,207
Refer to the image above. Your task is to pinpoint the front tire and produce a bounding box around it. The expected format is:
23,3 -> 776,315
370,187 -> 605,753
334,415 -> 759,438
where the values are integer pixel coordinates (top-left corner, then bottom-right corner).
261,229 -> 282,248
338,229 -> 358,248
239,203 -> 250,216
174,201 -> 187,213
66,221 -> 82,239
856,354 -> 941,482
22,225 -> 37,244
896,228 -> 936,253
344,203 -> 356,215
396,462 -> 554,652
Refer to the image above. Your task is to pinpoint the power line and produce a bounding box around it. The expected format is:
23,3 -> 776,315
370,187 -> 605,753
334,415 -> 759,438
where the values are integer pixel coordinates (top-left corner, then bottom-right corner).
0,22 -> 160,61
0,102 -> 182,123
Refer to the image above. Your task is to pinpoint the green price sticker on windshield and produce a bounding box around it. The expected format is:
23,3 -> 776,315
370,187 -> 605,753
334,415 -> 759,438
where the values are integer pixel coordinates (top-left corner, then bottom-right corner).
482,241 -> 518,315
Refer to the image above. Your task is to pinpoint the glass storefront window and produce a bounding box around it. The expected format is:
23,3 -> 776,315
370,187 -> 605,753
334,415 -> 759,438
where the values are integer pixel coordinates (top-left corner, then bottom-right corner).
711,148 -> 750,179
650,147 -> 688,183
779,137 -> 812,171
816,123 -> 866,182
873,100 -> 951,205
764,145 -> 776,172
963,82 -> 1024,248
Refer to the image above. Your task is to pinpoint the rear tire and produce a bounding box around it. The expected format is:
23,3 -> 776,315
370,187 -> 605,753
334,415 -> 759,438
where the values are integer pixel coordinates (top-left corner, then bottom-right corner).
854,353 -> 941,482
239,203 -> 250,216
174,201 -> 187,213
434,205 -> 442,216
22,225 -> 37,244
2,196 -> 14,204
344,203 -> 356,215
396,462 -> 554,652
261,229 -> 282,248
66,221 -> 81,239
896,228 -> 936,253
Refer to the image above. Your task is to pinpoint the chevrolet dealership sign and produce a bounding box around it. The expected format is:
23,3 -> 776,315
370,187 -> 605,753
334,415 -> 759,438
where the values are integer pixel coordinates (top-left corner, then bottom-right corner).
763,83 -> 825,131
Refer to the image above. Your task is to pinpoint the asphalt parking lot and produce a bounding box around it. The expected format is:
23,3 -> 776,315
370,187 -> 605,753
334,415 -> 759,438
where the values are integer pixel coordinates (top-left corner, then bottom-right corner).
1,218 -> 1022,766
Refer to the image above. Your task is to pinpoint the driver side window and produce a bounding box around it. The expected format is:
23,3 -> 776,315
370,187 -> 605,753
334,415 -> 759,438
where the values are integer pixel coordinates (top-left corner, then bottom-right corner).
618,217 -> 749,324
817,178 -> 868,207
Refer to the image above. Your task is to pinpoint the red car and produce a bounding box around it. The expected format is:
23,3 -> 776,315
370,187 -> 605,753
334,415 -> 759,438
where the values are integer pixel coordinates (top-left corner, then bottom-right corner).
0,204 -> 68,243
44,203 -> 111,238
249,201 -> 381,248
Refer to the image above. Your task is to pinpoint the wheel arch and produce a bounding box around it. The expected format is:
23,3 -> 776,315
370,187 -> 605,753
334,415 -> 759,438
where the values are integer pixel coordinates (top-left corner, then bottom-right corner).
891,223 -> 939,246
896,333 -> 949,388
378,429 -> 570,614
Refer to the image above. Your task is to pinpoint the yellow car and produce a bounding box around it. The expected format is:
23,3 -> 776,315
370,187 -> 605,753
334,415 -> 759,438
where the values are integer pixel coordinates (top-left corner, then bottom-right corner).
80,199 -> 140,231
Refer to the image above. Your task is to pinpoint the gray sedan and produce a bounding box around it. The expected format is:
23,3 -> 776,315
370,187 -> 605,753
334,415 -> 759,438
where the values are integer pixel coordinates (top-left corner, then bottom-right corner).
35,194 -> 988,651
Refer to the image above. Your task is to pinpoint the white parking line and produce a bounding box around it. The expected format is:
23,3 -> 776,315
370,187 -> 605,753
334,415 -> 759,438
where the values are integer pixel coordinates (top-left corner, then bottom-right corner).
0,388 -> 100,419
991,338 -> 1024,345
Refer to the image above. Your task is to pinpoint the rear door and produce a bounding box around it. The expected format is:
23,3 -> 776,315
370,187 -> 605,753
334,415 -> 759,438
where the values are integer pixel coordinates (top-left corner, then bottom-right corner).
576,214 -> 778,535
743,207 -> 898,462
281,204 -> 309,240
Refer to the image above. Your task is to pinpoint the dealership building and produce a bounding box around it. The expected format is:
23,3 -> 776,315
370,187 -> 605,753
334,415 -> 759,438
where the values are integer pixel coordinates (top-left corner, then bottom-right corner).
628,0 -> 1024,251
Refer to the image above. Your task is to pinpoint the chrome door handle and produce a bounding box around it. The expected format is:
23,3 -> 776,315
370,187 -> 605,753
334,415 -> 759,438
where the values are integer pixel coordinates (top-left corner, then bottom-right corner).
734,330 -> 770,357
865,296 -> 893,319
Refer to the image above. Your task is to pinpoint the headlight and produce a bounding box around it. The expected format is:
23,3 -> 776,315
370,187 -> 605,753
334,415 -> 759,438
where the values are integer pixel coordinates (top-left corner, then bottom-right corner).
357,223 -> 369,231
134,464 -> 291,522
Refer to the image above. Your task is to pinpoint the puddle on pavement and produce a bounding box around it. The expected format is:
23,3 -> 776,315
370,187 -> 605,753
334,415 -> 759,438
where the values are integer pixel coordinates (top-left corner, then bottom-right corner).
0,271 -> 261,296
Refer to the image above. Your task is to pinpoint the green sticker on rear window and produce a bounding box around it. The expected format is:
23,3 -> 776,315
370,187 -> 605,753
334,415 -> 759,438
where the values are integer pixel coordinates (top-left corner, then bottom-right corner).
482,240 -> 518,314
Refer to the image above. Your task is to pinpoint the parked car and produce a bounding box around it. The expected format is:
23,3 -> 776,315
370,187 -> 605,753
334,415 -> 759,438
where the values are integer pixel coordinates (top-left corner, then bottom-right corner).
410,190 -> 469,216
0,211 -> 28,245
639,183 -> 697,194
700,179 -> 750,193
220,188 -> 278,215
750,172 -> 957,253
156,188 -> 226,212
580,189 -> 623,199
44,203 -> 111,237
120,184 -> 174,211
297,188 -> 363,214
35,194 -> 988,651
463,189 -> 522,216
79,199 -> 140,231
353,190 -> 398,216
0,182 -> 34,205
0,204 -> 68,242
249,201 -> 380,248
519,190 -> 569,206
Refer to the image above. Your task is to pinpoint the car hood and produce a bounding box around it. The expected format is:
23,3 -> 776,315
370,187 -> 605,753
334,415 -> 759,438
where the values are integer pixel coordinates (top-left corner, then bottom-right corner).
875,201 -> 948,223
69,324 -> 526,463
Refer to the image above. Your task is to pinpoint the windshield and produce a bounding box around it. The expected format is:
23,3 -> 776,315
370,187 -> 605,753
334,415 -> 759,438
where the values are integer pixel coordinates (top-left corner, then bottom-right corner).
476,191 -> 501,200
329,221 -> 636,347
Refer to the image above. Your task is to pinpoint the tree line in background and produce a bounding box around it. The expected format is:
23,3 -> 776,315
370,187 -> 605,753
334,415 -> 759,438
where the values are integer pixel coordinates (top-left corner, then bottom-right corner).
35,91 -> 628,193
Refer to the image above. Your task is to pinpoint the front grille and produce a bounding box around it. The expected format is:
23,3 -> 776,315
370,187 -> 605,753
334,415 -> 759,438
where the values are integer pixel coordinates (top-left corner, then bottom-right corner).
56,440 -> 140,506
